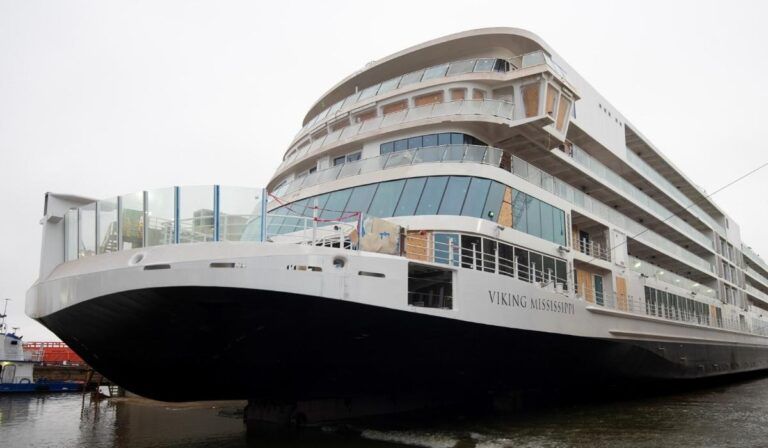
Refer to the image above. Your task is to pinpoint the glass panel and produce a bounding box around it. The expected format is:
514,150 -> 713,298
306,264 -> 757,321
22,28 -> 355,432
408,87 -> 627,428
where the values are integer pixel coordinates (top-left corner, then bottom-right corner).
277,199 -> 308,235
320,189 -> 352,220
522,83 -> 540,118
473,58 -> 495,72
414,146 -> 444,163
79,203 -> 96,257
120,192 -> 144,250
357,83 -> 381,101
393,139 -> 408,152
545,84 -> 559,117
146,187 -> 176,247
438,176 -> 470,215
525,196 -> 542,238
515,247 -> 530,282
482,181 -> 505,222
512,190 -> 527,233
97,197 -> 118,254
394,178 -> 426,217
304,194 -> 329,217
65,208 -> 78,261
422,63 -> 449,81
543,256 -> 556,283
450,133 -> 464,144
422,134 -> 438,147
178,186 -> 214,243
398,69 -> 424,87
461,177 -> 491,218
438,133 -> 451,145
540,202 -> 555,243
498,243 -> 514,276
221,187 -> 264,242
368,180 -> 405,218
553,208 -> 566,245
461,235 -> 482,269
344,184 -> 378,217
444,144 -> 464,162
380,142 -> 394,155
415,176 -> 449,215
327,100 -> 344,116
407,136 -> 423,149
555,259 -> 568,290
447,59 -> 476,76
434,233 -> 460,265
377,76 -> 401,95
483,239 -> 497,273
556,97 -> 571,131
530,252 -> 544,283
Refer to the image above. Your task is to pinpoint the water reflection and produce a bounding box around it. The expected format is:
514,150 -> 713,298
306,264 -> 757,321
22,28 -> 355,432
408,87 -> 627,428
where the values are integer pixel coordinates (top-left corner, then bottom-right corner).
2,375 -> 768,447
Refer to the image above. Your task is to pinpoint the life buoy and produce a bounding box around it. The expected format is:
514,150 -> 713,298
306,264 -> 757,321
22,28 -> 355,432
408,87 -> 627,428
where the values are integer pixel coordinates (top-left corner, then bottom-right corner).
19,378 -> 31,384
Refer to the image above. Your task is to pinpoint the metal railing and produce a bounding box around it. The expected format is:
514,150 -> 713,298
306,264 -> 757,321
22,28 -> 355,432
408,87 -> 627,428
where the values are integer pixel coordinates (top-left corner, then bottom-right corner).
746,265 -> 768,287
573,238 -> 611,262
746,284 -> 768,304
743,244 -> 768,276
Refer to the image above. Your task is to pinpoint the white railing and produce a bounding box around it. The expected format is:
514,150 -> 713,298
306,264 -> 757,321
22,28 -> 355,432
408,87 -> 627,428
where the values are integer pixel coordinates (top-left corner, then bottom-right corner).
743,244 -> 768,276
746,284 -> 768,304
573,238 -> 611,262
746,265 -> 768,287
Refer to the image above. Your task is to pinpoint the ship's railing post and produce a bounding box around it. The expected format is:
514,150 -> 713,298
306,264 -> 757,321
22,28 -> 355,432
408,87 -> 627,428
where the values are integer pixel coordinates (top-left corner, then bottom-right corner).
311,198 -> 318,246
448,238 -> 454,267
494,247 -> 499,274
472,243 -> 477,270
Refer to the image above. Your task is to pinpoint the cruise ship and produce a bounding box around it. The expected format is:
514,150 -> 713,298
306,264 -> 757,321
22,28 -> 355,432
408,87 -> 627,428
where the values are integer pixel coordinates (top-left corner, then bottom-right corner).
26,28 -> 768,413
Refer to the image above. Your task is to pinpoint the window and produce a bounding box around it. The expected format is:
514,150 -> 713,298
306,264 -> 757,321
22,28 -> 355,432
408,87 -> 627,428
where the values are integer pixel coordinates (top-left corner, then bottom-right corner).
482,181 -> 505,222
368,180 -> 405,218
357,83 -> 381,101
380,132 -> 488,155
530,252 -> 544,283
525,196 -> 541,238
540,202 -> 555,242
346,152 -> 361,162
408,263 -> 452,309
438,177 -> 470,215
461,178 -> 491,218
447,60 -> 475,76
522,83 -> 540,118
408,136 -> 423,149
512,190 -> 527,233
414,91 -> 444,107
415,176 -> 449,215
320,189 -> 352,220
344,184 -> 378,216
422,63 -> 449,81
422,134 -> 438,147
498,242 -> 514,276
515,247 -> 530,282
450,88 -> 466,101
461,235 -> 482,269
472,89 -> 486,100
483,239 -> 497,273
333,156 -> 346,166
473,58 -> 495,72
394,139 -> 408,152
394,177 -> 427,217
382,100 -> 408,115
378,76 -> 402,95
398,69 -> 424,87
434,233 -> 460,265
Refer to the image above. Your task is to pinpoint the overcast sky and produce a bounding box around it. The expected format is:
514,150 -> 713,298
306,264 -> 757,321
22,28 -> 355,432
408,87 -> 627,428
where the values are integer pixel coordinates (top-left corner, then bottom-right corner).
1,0 -> 767,340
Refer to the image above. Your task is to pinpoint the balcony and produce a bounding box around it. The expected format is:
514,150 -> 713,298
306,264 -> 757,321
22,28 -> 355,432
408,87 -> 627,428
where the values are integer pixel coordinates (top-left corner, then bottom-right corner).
743,244 -> 768,275
628,256 -> 717,300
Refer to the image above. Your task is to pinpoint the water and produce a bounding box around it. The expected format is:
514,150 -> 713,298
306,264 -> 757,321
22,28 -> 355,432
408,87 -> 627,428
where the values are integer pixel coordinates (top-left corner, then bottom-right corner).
2,376 -> 768,448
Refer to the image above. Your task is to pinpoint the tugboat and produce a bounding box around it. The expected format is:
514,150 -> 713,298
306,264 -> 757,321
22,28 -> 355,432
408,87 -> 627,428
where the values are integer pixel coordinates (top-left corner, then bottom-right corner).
0,300 -> 82,393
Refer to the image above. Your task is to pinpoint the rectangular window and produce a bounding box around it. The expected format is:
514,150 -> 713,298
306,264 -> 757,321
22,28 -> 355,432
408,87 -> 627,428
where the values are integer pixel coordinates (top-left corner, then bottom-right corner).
344,184 -> 378,216
447,59 -> 475,76
398,69 -> 425,88
414,91 -> 444,107
530,253 -> 543,283
553,208 -> 566,245
512,190 -> 527,233
408,263 -> 453,309
482,181 -> 506,222
422,134 -> 438,147
378,76 -> 401,95
415,176 -> 449,215
483,238 -> 497,273
461,178 -> 491,218
407,136 -> 423,149
382,100 -> 408,115
515,247 -> 530,282
422,63 -> 449,81
394,177 -> 427,217
543,256 -> 556,283
522,83 -> 540,118
346,152 -> 361,162
394,139 -> 408,152
525,196 -> 542,238
434,233 -> 460,265
499,242 -> 514,277
368,180 -> 405,218
438,176 -> 470,215
473,58 -> 495,72
450,133 -> 464,144
357,83 -> 381,101
461,235 -> 482,269
320,189 -> 352,220
438,133 -> 451,146
450,88 -> 466,101
540,202 -> 555,243
333,156 -> 346,166
555,259 -> 568,290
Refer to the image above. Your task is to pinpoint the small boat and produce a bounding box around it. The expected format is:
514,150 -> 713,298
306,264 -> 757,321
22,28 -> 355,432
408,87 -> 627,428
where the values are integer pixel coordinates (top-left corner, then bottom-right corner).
0,303 -> 83,393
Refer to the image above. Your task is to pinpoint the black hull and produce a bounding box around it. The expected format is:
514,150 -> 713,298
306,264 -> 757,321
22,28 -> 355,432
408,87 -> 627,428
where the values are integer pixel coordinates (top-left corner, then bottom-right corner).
39,287 -> 768,402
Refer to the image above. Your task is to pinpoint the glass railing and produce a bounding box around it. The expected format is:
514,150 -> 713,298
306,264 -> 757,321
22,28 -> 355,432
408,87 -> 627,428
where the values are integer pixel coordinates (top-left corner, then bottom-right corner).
743,244 -> 768,275
628,256 -> 717,300
746,265 -> 768,287
564,145 -> 713,251
274,144 -> 503,199
509,155 -> 715,275
625,149 -> 724,234
63,186 -> 266,261
295,50 -> 561,141
746,284 -> 768,304
280,99 -> 516,171
273,141 -> 715,275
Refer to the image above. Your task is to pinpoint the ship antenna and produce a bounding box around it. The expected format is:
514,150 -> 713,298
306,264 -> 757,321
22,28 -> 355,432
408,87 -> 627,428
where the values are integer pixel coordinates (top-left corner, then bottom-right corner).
0,298 -> 9,334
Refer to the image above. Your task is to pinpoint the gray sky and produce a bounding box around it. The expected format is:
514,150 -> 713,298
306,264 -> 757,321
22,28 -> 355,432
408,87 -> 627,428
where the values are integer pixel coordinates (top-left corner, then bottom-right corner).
1,0 -> 767,340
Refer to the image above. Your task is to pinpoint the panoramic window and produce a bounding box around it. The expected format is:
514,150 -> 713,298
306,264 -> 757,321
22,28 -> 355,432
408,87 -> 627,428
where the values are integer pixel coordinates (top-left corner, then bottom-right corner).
380,132 -> 487,155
